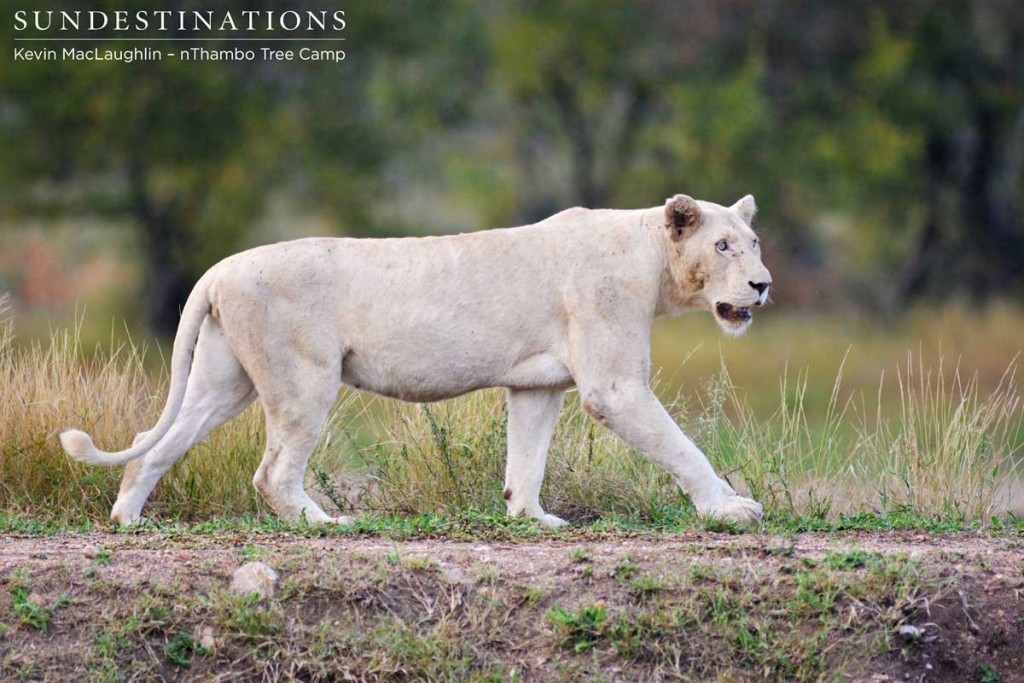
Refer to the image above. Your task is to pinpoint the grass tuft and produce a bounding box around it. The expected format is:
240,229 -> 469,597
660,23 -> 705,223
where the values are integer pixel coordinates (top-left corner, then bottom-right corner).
549,603 -> 608,653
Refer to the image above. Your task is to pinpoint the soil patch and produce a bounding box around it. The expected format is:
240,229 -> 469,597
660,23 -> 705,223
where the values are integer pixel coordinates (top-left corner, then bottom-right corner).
0,530 -> 1021,681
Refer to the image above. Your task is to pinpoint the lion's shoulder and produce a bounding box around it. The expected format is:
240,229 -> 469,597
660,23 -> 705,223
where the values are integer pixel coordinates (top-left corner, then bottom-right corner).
535,206 -> 590,225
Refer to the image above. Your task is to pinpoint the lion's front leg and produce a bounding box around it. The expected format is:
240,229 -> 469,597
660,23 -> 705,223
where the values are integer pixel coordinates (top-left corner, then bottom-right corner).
579,380 -> 761,524
565,302 -> 761,525
560,293 -> 762,528
504,387 -> 567,528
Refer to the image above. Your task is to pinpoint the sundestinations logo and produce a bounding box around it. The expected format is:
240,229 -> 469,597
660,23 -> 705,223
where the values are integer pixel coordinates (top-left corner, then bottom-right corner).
12,9 -> 347,63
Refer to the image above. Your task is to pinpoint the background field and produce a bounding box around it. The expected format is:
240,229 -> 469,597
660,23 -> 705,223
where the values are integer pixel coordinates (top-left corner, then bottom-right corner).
3,5 -> 1024,680
2,298 -> 1021,527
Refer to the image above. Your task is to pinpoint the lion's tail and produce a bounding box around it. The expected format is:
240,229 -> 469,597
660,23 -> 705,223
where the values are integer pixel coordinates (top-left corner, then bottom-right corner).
60,272 -> 214,467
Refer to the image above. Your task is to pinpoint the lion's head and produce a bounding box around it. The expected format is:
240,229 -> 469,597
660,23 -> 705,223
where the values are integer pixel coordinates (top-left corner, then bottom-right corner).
663,194 -> 772,335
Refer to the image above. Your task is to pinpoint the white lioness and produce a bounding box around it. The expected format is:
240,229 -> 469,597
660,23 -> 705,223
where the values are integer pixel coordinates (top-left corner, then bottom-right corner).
62,194 -> 771,527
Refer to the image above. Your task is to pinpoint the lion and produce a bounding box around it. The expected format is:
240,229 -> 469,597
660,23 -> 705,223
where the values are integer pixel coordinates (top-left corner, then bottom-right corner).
61,194 -> 772,528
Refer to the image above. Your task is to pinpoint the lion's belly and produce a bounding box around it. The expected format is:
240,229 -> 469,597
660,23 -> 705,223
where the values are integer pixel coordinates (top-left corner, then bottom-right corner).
340,345 -> 573,402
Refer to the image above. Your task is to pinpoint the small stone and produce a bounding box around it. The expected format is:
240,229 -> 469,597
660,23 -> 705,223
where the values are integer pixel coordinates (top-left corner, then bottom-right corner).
442,565 -> 466,583
197,626 -> 217,651
898,624 -> 922,640
230,562 -> 279,599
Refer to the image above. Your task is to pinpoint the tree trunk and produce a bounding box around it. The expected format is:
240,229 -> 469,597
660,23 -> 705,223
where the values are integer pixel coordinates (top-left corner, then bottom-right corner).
128,159 -> 192,336
143,256 -> 191,337
549,74 -> 601,208
894,136 -> 948,304
961,101 -> 1024,297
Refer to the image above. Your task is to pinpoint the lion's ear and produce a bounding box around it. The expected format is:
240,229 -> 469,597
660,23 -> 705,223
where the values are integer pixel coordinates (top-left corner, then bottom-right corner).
732,194 -> 757,224
664,194 -> 703,241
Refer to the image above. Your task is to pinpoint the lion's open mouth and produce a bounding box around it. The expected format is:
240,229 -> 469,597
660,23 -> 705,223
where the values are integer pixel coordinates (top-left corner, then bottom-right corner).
715,302 -> 752,324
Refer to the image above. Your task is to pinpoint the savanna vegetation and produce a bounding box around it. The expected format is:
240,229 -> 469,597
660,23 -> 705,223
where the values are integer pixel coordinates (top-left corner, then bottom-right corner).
1,298 -> 1020,528
3,2 -> 1024,680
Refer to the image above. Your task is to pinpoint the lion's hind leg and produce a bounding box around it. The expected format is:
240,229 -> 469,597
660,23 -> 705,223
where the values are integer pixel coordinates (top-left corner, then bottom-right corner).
110,317 -> 256,525
504,388 -> 567,528
250,360 -> 352,526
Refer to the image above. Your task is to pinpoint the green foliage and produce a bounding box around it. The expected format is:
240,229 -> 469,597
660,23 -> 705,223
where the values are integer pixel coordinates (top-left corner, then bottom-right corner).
9,584 -> 54,632
402,555 -> 439,572
569,548 -> 590,563
4,2 -> 1022,331
549,603 -> 608,653
163,632 -> 210,667
613,557 -> 640,582
7,575 -> 69,633
627,575 -> 664,601
820,549 -> 884,571
521,586 -> 546,606
94,630 -> 131,659
205,591 -> 283,638
979,663 -> 1002,683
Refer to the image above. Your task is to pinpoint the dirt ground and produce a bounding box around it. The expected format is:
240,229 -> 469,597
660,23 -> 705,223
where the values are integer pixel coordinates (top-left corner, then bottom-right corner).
1,529 -> 1022,681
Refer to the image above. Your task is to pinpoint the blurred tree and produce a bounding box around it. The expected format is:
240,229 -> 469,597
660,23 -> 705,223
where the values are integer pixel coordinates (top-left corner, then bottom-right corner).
2,0 -> 1022,326
296,0 -> 483,235
1,2 -> 279,333
752,0 -> 1024,304
0,1 -> 421,333
880,2 -> 1024,302
486,2 -> 657,213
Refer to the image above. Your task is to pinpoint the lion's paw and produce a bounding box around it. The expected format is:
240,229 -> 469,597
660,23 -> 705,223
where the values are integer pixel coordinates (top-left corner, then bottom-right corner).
536,513 -> 569,529
110,513 -> 147,528
329,515 -> 357,526
699,495 -> 763,526
109,503 -> 146,527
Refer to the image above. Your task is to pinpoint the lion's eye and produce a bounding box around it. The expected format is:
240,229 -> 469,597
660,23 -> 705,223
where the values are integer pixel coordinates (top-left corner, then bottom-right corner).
752,238 -> 759,249
716,239 -> 729,253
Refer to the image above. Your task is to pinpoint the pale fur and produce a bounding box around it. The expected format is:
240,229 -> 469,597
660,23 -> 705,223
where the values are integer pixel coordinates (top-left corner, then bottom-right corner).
61,195 -> 772,527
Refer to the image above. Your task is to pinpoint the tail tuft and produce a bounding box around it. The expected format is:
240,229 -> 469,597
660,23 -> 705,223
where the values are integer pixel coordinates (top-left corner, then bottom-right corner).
59,271 -> 212,470
61,430 -> 102,465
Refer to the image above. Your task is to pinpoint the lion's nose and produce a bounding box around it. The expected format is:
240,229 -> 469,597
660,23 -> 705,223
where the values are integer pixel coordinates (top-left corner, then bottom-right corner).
749,280 -> 770,295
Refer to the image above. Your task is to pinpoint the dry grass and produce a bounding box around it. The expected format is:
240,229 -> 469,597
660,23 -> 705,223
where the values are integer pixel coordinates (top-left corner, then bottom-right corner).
346,388 -> 682,522
0,304 -> 267,521
651,302 -> 1024,420
703,356 -> 1022,520
346,355 -> 1022,522
0,302 -> 1021,524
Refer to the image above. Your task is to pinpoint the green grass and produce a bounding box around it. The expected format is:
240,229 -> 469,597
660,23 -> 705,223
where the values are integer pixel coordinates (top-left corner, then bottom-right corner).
6,571 -> 71,633
626,574 -> 665,600
0,302 -> 1021,528
162,632 -> 210,667
9,584 -> 55,632
980,663 -> 1002,683
2,505 -> 1023,544
549,603 -> 609,653
531,549 -> 955,679
569,548 -> 590,563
